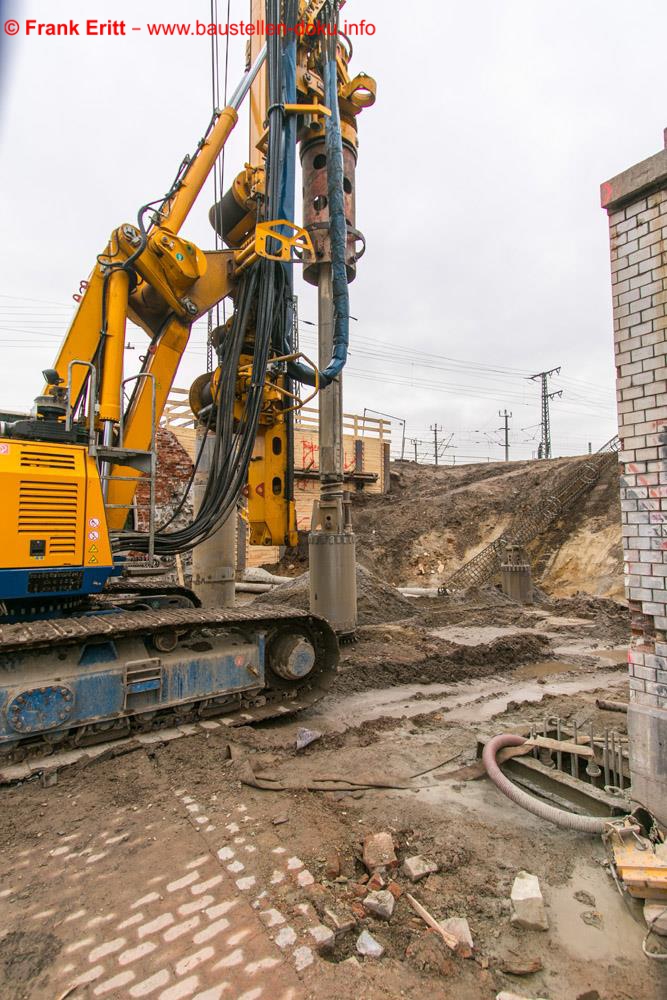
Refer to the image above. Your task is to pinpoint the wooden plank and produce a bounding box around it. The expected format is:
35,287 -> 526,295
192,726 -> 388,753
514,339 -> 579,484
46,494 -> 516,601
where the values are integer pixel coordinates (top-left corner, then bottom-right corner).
524,736 -> 594,758
406,894 -> 459,951
247,545 -> 281,567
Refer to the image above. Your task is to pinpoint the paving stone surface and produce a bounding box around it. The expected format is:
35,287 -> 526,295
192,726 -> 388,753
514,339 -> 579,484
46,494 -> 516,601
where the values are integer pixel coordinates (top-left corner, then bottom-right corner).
0,749 -> 327,1000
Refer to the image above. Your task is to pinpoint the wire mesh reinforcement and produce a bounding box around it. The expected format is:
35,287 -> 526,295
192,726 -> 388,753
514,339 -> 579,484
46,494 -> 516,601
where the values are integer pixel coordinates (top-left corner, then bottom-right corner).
438,439 -> 620,595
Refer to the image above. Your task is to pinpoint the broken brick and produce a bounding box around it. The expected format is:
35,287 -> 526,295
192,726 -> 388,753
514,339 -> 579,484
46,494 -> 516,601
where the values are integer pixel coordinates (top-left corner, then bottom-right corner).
363,832 -> 397,872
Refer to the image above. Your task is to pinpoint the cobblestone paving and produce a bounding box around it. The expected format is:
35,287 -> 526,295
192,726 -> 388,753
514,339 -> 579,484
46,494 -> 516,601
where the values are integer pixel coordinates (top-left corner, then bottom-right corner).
0,752 -> 325,999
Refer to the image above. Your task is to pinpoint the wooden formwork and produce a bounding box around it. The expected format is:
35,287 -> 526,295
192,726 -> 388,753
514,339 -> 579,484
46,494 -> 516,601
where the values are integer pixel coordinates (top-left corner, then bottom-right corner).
161,388 -> 197,456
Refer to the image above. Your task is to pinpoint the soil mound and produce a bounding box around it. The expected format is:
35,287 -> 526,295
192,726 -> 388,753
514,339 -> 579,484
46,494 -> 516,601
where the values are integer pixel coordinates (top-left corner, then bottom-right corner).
351,456 -> 622,599
256,564 -> 417,625
333,631 -> 550,695
444,584 -> 516,607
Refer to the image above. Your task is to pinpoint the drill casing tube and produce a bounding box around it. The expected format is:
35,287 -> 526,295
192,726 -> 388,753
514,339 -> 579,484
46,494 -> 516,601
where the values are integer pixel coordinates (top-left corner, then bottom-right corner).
308,531 -> 357,636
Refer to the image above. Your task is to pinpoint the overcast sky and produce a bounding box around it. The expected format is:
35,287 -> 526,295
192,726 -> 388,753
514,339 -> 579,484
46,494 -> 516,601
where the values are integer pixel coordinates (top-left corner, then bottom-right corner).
1,0 -> 666,463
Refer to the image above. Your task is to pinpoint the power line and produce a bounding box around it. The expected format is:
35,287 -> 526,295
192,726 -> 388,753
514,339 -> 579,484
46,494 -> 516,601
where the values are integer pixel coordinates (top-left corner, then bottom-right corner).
297,324 -> 616,397
430,424 -> 442,466
0,297 -> 617,405
529,368 -> 562,459
499,409 -> 512,462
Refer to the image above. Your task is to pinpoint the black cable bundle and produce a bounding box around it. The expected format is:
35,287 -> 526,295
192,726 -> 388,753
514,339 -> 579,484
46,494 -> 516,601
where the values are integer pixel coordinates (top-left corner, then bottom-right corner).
115,1 -> 290,557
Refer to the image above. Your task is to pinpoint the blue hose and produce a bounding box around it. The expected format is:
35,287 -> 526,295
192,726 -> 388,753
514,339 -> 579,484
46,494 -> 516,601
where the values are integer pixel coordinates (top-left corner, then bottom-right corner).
318,50 -> 350,386
288,41 -> 350,389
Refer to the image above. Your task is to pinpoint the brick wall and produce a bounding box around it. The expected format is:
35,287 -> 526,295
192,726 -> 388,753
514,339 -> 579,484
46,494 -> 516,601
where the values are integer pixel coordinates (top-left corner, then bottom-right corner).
135,427 -> 194,532
602,130 -> 667,820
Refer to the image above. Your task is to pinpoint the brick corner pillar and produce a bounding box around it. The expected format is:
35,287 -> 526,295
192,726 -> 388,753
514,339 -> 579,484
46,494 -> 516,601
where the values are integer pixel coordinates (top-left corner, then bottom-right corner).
601,129 -> 667,824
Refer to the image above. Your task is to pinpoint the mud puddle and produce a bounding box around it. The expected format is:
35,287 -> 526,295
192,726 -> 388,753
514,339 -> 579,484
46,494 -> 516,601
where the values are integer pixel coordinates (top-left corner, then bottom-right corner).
430,625 -> 541,644
307,665 -> 627,731
404,766 -> 559,829
512,658 -> 580,679
552,642 -> 628,661
542,615 -> 597,629
590,646 -> 628,664
547,860 -> 646,964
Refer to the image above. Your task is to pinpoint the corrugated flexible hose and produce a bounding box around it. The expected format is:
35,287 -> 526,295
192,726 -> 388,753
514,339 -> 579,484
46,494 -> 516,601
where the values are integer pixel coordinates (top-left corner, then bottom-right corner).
482,733 -> 611,834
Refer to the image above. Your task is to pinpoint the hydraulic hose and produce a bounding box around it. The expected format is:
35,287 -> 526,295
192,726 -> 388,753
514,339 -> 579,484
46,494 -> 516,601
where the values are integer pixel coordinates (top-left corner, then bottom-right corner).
317,27 -> 350,387
287,1 -> 350,390
115,7 -> 290,558
482,733 -> 610,834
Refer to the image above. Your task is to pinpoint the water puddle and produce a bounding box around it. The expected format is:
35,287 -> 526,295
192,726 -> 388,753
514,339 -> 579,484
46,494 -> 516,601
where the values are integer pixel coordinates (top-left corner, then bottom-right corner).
310,666 -> 626,730
430,625 -> 540,645
542,615 -> 597,629
548,860 -> 646,963
592,647 -> 628,664
512,659 -> 579,679
552,642 -> 628,661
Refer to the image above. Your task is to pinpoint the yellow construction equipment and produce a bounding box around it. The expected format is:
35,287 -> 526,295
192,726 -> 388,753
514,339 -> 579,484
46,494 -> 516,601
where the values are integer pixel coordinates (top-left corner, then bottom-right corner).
0,1 -> 374,761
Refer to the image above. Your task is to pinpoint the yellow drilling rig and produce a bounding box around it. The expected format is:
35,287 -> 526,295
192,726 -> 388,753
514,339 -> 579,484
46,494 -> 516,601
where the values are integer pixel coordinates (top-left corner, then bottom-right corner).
0,0 -> 375,761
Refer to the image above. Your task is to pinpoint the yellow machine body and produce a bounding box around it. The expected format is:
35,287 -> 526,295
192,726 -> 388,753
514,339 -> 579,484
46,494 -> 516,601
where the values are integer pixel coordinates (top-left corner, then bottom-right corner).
0,438 -> 113,601
248,421 -> 298,547
200,364 -> 298,548
2,13 -> 375,583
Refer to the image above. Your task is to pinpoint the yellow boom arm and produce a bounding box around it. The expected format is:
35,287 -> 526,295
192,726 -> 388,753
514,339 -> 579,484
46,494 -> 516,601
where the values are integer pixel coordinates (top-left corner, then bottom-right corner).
45,94 -> 247,529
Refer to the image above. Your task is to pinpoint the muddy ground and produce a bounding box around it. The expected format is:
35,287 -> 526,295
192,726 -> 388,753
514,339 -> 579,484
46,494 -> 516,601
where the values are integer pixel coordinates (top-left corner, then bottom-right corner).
1,582 -> 665,1000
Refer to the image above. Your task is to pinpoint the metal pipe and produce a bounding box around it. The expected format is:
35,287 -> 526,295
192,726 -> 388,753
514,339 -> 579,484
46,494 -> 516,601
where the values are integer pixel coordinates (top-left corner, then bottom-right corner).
603,729 -> 610,788
100,420 -> 115,501
191,426 -> 236,608
556,717 -> 563,772
161,47 -> 267,234
308,263 -> 357,634
530,725 -> 539,760
317,264 -> 343,485
229,45 -> 268,110
540,717 -> 554,769
610,731 -> 617,788
66,360 -> 97,454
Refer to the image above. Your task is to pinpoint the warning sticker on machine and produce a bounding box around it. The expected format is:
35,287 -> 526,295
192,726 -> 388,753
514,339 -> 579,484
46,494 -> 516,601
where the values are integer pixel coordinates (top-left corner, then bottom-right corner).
88,531 -> 99,541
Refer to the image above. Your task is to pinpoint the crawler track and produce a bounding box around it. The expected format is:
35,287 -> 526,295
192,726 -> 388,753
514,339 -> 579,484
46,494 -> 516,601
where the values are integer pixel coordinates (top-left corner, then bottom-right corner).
0,603 -> 338,778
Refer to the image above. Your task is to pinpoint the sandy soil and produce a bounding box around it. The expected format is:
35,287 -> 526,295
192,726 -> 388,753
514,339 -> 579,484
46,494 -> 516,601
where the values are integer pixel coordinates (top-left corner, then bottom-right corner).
345,457 -> 623,599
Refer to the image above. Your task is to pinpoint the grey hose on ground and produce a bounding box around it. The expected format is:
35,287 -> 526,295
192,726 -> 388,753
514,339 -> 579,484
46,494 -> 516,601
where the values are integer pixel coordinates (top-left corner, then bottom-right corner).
482,733 -> 611,834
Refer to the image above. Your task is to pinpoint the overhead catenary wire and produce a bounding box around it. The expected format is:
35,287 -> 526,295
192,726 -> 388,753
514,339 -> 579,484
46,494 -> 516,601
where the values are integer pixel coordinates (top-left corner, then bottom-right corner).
0,295 -> 617,402
0,293 -> 617,461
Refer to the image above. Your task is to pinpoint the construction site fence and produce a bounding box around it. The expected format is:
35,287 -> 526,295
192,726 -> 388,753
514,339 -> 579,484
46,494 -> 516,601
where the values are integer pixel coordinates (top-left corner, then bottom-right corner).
162,389 -> 391,442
